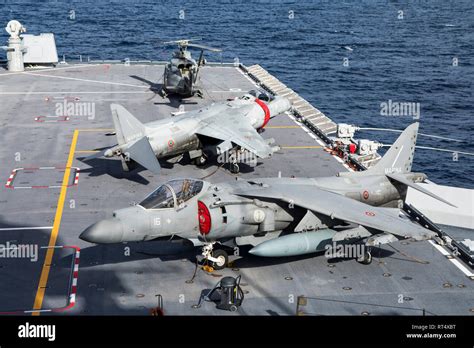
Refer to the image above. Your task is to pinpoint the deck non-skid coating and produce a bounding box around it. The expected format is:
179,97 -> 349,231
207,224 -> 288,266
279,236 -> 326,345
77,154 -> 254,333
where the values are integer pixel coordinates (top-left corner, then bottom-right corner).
0,64 -> 472,315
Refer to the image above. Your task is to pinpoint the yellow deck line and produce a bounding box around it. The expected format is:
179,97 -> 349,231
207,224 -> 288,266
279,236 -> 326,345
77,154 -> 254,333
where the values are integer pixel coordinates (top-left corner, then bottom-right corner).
32,129 -> 79,315
266,125 -> 300,129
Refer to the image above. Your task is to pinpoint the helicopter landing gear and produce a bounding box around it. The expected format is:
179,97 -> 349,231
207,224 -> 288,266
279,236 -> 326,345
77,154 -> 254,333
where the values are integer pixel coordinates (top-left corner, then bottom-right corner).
160,88 -> 168,99
356,247 -> 372,265
202,243 -> 229,271
195,89 -> 204,98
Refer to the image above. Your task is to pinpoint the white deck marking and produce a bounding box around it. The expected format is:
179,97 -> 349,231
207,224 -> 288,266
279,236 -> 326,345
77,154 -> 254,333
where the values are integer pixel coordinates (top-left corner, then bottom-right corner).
0,226 -> 53,231
428,240 -> 474,277
22,71 -> 149,88
0,64 -> 100,77
0,91 -> 153,95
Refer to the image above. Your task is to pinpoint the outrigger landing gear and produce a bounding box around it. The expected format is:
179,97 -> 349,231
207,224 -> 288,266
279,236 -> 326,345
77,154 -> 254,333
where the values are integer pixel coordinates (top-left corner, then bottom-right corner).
202,243 -> 229,271
357,247 -> 372,265
120,154 -> 130,172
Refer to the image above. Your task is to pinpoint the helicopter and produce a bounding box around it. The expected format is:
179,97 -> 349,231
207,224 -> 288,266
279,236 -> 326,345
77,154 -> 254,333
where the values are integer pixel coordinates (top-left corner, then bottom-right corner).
161,38 -> 221,98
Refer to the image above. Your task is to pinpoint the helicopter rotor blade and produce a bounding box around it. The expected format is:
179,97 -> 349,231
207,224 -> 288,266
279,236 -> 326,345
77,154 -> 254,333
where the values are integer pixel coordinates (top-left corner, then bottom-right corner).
187,43 -> 222,52
162,38 -> 203,46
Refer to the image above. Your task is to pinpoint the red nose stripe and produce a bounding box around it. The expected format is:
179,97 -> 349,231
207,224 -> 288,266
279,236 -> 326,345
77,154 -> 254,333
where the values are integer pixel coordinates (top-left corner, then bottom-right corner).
198,201 -> 211,235
254,98 -> 271,128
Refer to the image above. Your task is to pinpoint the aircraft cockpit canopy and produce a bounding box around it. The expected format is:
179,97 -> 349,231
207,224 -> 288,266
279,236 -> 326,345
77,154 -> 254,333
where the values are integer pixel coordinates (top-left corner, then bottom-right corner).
140,179 -> 204,209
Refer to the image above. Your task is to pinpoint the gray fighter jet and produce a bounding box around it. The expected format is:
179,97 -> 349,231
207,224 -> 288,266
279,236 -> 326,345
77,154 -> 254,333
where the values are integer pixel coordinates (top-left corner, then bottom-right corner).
85,92 -> 291,174
81,123 -> 454,269
161,39 -> 221,98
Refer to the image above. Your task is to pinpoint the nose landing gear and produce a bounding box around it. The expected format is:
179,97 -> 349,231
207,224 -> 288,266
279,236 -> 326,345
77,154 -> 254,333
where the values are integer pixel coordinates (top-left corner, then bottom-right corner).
201,243 -> 229,270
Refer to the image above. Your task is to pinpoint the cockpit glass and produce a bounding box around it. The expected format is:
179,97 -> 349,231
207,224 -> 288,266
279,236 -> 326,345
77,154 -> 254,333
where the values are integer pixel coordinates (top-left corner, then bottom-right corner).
139,185 -> 175,209
140,179 -> 204,209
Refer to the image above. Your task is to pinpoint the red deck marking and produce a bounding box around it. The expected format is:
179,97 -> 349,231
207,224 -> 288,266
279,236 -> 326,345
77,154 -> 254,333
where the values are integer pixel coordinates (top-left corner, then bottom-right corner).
5,167 -> 80,189
0,246 -> 80,314
365,211 -> 376,217
34,115 -> 70,123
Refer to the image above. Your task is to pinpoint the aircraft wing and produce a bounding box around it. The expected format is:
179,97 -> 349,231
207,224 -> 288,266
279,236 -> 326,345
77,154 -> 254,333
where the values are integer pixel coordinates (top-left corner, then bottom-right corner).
195,112 -> 274,158
235,184 -> 436,241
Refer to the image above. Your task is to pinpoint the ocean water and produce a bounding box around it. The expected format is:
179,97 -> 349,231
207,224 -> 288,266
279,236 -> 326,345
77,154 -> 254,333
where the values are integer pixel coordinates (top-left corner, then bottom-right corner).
1,0 -> 473,188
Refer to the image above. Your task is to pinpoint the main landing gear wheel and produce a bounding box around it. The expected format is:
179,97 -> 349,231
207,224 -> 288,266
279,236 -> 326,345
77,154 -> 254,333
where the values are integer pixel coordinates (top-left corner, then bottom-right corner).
357,250 -> 372,265
210,249 -> 228,270
230,163 -> 240,174
194,155 -> 207,166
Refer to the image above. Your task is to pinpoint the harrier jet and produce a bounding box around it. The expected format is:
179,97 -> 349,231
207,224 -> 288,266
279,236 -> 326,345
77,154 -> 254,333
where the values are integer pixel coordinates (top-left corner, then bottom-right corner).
85,91 -> 291,174
81,123 -> 454,269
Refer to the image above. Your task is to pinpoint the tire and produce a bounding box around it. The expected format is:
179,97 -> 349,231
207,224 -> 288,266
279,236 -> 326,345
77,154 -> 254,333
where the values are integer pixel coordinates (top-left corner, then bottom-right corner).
357,250 -> 372,265
230,163 -> 240,174
193,155 -> 207,166
229,305 -> 238,312
211,249 -> 228,270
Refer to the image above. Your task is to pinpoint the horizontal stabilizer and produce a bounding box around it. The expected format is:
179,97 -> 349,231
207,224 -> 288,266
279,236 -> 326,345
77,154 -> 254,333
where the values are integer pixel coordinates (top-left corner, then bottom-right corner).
387,173 -> 457,208
127,137 -> 161,174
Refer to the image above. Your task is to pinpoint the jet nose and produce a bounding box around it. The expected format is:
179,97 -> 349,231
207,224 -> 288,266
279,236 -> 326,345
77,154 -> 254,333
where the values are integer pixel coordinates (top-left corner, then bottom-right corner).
79,218 -> 124,244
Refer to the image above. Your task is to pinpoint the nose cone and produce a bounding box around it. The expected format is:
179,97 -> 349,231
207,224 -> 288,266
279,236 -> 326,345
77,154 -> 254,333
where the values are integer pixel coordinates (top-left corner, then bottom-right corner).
79,218 -> 124,244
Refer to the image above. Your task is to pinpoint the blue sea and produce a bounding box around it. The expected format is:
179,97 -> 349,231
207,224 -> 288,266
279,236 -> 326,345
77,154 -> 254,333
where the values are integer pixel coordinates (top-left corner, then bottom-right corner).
1,0 -> 473,188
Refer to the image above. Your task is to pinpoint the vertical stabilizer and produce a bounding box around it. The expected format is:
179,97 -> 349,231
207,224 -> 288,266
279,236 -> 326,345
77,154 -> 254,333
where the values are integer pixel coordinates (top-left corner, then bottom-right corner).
110,104 -> 146,145
367,123 -> 419,174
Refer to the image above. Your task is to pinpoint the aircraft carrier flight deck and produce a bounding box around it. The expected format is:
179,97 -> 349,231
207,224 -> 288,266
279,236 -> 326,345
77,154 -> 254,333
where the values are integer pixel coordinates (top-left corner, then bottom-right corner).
0,62 -> 473,316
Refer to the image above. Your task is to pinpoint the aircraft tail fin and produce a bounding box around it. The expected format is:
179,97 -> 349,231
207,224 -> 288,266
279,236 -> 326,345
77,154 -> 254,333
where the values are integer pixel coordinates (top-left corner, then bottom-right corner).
110,104 -> 146,145
367,122 -> 419,175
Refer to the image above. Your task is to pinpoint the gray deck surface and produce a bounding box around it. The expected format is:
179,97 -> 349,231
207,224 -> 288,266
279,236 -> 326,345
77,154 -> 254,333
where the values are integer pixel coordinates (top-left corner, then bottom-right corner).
0,63 -> 472,315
